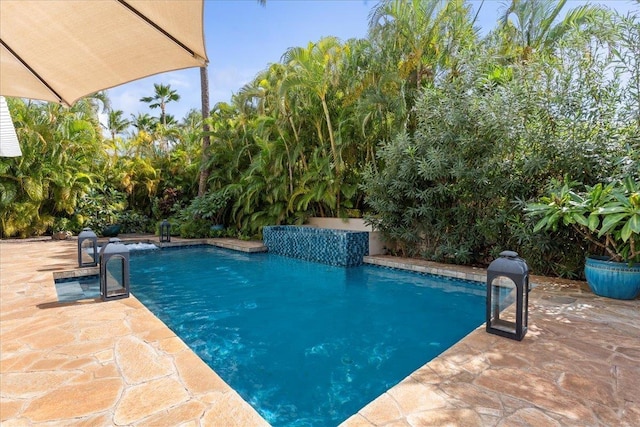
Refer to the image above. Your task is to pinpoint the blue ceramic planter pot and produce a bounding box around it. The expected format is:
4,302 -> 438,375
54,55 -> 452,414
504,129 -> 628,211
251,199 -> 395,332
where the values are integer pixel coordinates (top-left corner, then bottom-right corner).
102,224 -> 121,237
584,256 -> 640,300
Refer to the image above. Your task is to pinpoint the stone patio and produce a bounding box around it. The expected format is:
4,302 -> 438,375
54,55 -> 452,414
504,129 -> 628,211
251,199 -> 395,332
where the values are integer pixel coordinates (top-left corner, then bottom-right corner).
345,256 -> 640,426
0,238 -> 268,426
1,238 -> 638,426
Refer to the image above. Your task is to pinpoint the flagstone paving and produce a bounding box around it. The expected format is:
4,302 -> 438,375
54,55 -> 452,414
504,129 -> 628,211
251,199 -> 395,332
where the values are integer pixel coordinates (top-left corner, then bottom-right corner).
1,238 -> 639,426
344,256 -> 640,426
0,238 -> 267,426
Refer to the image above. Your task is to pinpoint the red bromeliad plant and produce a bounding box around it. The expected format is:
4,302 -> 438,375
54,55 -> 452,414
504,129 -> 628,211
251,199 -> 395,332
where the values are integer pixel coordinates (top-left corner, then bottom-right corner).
526,177 -> 640,264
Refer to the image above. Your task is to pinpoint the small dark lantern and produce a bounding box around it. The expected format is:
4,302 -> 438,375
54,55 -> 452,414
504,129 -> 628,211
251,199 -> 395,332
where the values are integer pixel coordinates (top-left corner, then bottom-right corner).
99,238 -> 130,301
160,219 -> 171,243
486,250 -> 530,341
77,227 -> 98,267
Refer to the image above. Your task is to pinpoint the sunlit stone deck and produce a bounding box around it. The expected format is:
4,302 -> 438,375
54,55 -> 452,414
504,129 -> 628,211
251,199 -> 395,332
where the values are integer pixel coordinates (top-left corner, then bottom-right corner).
1,237 -> 638,426
0,237 -> 267,426
344,256 -> 640,426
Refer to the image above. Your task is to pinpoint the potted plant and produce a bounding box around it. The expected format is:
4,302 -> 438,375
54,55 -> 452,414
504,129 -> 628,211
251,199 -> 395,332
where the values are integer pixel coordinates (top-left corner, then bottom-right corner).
526,177 -> 640,300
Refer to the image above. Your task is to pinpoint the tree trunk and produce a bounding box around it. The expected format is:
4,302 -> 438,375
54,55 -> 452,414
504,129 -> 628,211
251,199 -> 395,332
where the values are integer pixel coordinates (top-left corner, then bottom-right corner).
321,95 -> 339,171
198,66 -> 211,197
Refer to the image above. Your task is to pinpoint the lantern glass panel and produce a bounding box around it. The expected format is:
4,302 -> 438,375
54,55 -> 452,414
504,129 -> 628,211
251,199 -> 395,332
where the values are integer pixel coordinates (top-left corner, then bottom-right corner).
489,277 -> 517,334
160,220 -> 171,242
80,239 -> 97,264
105,256 -> 126,297
522,278 -> 529,329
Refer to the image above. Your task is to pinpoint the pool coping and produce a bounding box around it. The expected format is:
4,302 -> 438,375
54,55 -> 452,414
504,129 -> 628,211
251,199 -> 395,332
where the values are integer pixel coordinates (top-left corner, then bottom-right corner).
1,238 -> 639,426
363,254 -> 487,283
50,238 -> 267,282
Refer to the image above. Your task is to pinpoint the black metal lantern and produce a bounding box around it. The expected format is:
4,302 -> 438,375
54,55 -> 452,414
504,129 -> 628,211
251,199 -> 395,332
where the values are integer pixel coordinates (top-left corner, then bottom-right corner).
77,227 -> 98,267
160,219 -> 171,243
99,239 -> 130,301
486,250 -> 530,341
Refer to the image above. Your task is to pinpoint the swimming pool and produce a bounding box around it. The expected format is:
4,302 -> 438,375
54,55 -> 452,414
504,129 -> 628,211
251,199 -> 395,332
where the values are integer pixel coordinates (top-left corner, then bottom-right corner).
130,246 -> 485,426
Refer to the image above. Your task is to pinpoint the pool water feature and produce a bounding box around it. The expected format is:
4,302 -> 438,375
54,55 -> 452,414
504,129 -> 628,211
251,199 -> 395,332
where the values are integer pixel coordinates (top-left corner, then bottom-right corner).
263,225 -> 369,266
86,241 -> 159,257
129,246 -> 486,426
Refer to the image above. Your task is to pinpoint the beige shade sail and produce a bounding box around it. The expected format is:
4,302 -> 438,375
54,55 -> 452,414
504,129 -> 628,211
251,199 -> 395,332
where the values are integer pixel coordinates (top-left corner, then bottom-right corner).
0,0 -> 208,107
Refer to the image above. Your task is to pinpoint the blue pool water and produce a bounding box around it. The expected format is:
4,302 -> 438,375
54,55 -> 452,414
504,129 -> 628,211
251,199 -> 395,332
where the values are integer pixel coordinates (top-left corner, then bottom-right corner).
129,246 -> 485,426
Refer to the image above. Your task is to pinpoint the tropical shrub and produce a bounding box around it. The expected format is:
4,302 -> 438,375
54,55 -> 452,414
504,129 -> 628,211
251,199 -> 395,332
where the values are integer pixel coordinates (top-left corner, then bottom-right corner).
527,178 -> 640,264
175,189 -> 232,238
73,188 -> 127,234
118,211 -> 153,234
52,217 -> 72,233
0,98 -> 103,237
184,189 -> 231,225
178,219 -> 212,239
153,187 -> 185,219
362,25 -> 638,274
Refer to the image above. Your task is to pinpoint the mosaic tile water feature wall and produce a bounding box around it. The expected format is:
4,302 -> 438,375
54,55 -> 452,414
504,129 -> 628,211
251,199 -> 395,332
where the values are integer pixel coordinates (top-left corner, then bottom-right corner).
262,225 -> 369,267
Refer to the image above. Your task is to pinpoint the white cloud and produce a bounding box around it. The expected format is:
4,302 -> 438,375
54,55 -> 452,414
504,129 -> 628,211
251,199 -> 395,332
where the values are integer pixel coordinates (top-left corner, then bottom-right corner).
209,66 -> 260,104
113,88 -> 146,117
105,65 -> 262,120
165,71 -> 195,89
106,69 -> 203,122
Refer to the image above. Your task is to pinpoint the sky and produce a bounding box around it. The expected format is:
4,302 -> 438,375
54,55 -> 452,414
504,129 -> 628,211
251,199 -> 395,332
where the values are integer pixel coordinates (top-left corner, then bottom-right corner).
105,0 -> 639,124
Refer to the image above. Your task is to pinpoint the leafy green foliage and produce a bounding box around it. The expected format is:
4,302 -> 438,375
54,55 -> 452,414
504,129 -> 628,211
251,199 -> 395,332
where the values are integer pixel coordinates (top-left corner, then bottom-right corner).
362,19 -> 640,275
0,98 -> 103,237
183,189 -> 231,225
173,189 -> 232,238
52,217 -> 71,232
118,211 -> 153,234
73,188 -> 126,235
3,1 -> 639,283
178,219 -> 212,239
527,178 -> 640,263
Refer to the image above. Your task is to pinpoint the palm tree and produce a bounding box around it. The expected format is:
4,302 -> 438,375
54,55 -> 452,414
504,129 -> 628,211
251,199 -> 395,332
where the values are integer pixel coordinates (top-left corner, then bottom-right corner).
104,110 -> 130,142
281,36 -> 345,172
140,83 -> 180,127
198,0 -> 266,196
367,0 -> 478,132
368,0 -> 478,87
369,0 -> 443,88
341,37 -> 406,169
499,0 -> 607,58
130,113 -> 157,134
0,98 -> 103,237
128,113 -> 158,158
88,91 -> 111,114
198,66 -> 211,196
